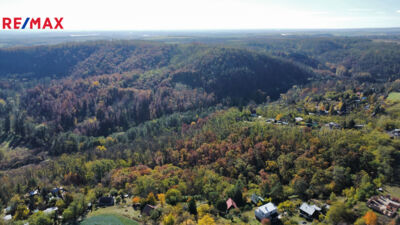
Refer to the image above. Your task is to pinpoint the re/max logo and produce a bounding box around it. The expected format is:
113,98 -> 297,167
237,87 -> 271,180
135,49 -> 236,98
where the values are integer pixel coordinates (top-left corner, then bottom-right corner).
1,17 -> 64,30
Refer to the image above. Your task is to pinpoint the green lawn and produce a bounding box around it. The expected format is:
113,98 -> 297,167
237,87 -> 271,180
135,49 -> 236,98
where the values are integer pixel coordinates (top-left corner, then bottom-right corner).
383,185 -> 400,198
82,205 -> 141,225
81,214 -> 139,225
387,92 -> 400,102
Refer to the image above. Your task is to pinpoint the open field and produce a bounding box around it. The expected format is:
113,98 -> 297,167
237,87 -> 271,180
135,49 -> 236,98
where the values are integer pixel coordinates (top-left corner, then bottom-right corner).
387,92 -> 400,102
82,205 -> 141,225
383,185 -> 400,198
81,214 -> 139,225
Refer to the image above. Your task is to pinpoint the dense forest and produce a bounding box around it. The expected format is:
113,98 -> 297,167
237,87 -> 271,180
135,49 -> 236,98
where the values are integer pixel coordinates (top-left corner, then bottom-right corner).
0,35 -> 400,225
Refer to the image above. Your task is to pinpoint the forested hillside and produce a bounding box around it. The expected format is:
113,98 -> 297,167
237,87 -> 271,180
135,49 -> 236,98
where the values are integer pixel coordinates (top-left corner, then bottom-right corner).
0,41 -> 312,151
0,41 -> 175,79
236,37 -> 400,82
0,36 -> 400,225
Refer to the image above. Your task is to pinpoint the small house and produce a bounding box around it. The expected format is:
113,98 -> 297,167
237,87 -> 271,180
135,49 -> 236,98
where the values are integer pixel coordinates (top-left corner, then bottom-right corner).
3,215 -> 12,221
299,203 -> 321,220
355,124 -> 365,129
325,122 -> 340,129
226,198 -> 238,211
388,129 -> 400,138
133,203 -> 141,210
266,118 -> 275,124
251,194 -> 264,205
295,117 -> 303,122
29,189 -> 39,197
367,195 -> 400,217
276,121 -> 288,125
51,187 -> 67,197
142,204 -> 156,216
255,202 -> 278,221
4,206 -> 11,214
98,196 -> 114,207
43,207 -> 58,214
88,203 -> 93,211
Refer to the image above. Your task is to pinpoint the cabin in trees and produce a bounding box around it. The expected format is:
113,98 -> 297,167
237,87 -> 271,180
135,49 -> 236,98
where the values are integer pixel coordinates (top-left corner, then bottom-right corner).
141,204 -> 156,216
43,207 -> 58,214
226,198 -> 238,211
254,202 -> 278,221
51,187 -> 67,198
251,113 -> 258,117
251,194 -> 264,205
3,215 -> 11,222
295,117 -> 303,122
367,195 -> 400,217
388,129 -> 400,139
266,118 -> 275,124
299,203 -> 321,220
325,122 -> 340,129
26,189 -> 39,198
98,197 -> 114,207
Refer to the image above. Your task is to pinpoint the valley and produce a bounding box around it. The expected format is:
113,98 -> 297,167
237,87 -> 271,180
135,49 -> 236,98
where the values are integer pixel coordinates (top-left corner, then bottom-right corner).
0,31 -> 400,225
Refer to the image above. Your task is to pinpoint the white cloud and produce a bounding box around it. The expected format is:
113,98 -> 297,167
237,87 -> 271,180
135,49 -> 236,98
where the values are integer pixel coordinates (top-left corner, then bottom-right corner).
397,10 -> 400,13
309,11 -> 329,15
347,8 -> 374,12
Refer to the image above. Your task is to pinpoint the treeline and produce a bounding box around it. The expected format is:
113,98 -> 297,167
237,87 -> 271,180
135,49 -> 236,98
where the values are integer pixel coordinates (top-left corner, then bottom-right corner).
237,36 -> 400,82
1,100 -> 400,224
0,42 -> 312,148
0,40 -> 175,79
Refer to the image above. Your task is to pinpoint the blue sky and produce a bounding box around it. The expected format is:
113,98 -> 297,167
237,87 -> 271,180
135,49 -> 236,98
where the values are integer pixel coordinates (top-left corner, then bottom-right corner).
0,0 -> 400,30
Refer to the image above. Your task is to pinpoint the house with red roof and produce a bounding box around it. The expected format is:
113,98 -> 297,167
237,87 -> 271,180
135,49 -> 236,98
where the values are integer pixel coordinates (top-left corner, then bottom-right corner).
226,198 -> 238,211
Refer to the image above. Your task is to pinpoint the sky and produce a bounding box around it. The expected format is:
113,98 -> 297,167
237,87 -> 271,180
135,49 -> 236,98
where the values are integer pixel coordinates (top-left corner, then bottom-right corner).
0,0 -> 400,30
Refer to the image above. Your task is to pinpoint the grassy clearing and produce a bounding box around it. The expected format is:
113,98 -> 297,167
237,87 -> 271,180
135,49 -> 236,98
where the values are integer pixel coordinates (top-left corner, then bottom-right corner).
83,205 -> 141,225
383,185 -> 400,198
387,92 -> 400,102
81,214 -> 139,225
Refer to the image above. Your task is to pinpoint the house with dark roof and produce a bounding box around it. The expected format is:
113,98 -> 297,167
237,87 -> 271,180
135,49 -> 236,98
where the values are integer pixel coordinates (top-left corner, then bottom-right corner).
226,198 -> 238,211
251,194 -> 264,205
51,187 -> 67,198
141,204 -> 156,216
98,196 -> 114,207
367,195 -> 400,217
299,203 -> 321,220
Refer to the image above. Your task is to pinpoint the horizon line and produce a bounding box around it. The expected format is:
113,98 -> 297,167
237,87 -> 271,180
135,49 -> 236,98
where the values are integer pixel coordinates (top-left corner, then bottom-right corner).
1,27 -> 400,33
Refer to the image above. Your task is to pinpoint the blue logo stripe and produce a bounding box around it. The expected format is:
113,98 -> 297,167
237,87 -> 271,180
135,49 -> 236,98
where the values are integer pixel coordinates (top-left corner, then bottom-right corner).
22,17 -> 30,29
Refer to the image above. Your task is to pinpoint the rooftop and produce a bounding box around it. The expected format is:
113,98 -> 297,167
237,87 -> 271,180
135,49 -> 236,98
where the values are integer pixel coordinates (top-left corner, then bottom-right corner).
299,203 -> 318,216
256,202 -> 277,214
226,198 -> 238,209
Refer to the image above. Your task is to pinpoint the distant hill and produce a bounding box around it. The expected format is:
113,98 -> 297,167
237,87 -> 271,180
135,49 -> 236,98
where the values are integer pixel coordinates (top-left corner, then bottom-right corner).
171,47 -> 311,102
238,37 -> 400,82
0,41 -> 175,79
0,40 -> 312,141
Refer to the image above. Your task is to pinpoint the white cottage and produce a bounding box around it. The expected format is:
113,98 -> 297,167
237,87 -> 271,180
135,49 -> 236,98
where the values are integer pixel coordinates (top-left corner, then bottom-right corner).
255,202 -> 278,220
299,203 -> 321,220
